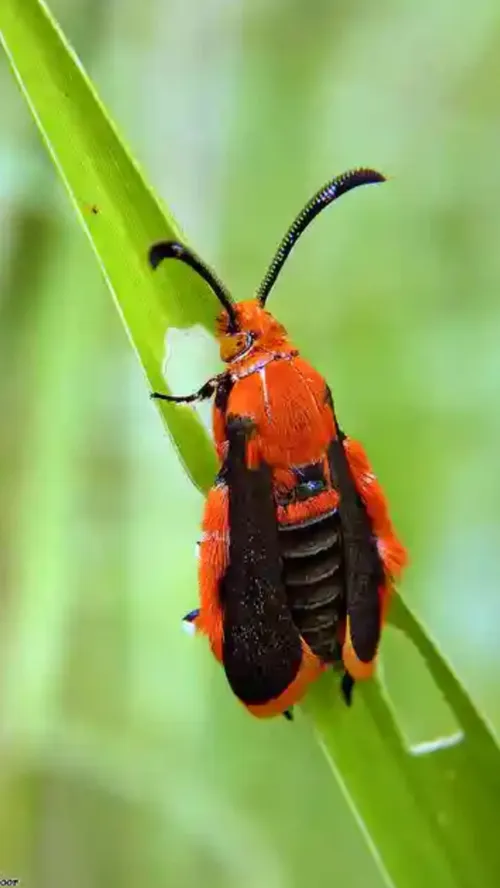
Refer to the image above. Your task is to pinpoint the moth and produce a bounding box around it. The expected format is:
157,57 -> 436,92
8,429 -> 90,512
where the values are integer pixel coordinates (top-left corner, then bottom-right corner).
150,168 -> 407,719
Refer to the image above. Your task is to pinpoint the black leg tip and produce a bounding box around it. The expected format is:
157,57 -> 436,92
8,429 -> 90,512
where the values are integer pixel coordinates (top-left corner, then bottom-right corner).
283,709 -> 294,722
341,672 -> 355,707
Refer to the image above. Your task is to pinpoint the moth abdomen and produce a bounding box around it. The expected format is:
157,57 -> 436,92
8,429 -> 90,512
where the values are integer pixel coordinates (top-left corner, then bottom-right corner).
278,509 -> 346,664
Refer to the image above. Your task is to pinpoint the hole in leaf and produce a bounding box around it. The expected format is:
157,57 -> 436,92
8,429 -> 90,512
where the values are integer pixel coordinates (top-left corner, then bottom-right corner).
379,624 -> 463,755
163,324 -> 220,434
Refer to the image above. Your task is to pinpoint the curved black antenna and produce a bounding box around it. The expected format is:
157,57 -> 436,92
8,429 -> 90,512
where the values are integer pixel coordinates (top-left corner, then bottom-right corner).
149,241 -> 238,332
256,168 -> 386,305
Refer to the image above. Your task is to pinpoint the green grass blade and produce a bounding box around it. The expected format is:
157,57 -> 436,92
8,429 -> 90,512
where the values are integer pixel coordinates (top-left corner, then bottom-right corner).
302,646 -> 500,888
0,0 -> 217,493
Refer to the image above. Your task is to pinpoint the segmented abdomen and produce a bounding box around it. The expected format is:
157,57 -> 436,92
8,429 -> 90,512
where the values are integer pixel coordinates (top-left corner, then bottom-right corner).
277,509 -> 345,664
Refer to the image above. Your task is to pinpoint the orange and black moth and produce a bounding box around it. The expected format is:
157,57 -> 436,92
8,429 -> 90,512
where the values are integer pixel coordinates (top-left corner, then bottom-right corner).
149,169 -> 408,720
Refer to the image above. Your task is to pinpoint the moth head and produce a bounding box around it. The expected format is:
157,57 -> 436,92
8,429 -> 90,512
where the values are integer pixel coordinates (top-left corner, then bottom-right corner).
216,301 -> 288,363
148,168 -> 385,363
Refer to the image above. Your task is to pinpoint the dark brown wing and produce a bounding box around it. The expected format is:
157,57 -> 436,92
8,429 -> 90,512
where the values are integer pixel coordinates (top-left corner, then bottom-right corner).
326,396 -> 384,666
220,415 -> 303,706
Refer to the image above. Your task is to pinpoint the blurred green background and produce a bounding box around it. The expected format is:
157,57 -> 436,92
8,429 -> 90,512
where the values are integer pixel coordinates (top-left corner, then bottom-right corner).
1,0 -> 500,885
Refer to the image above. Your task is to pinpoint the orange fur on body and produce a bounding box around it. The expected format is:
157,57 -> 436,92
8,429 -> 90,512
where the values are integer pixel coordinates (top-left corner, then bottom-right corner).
190,300 -> 407,717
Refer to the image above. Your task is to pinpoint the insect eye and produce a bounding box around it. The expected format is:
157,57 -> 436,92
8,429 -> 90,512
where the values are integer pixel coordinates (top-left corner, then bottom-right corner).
220,331 -> 254,363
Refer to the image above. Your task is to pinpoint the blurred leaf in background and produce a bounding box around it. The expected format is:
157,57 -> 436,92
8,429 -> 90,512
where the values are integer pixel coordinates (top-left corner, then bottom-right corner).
0,0 -> 500,887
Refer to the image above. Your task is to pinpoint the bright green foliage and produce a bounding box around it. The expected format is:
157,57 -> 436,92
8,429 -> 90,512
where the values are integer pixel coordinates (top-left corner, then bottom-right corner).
0,0 -> 217,492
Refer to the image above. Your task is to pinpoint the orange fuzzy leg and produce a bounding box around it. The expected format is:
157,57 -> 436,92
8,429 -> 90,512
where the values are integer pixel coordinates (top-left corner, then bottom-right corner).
196,484 -> 229,662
